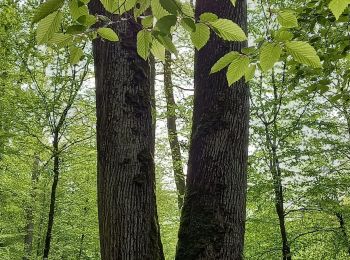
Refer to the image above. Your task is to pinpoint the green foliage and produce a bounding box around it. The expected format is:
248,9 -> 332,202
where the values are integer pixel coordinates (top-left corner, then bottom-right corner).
277,9 -> 299,28
159,0 -> 181,15
210,51 -> 240,74
244,64 -> 256,82
97,27 -> 119,42
226,55 -> 250,85
32,0 -> 64,23
329,0 -> 350,20
190,23 -> 210,50
209,19 -> 247,41
259,42 -> 282,72
285,41 -> 322,68
69,46 -> 84,64
100,0 -> 137,14
36,11 -> 62,44
137,29 -> 152,59
31,0 -> 328,87
151,38 -> 166,61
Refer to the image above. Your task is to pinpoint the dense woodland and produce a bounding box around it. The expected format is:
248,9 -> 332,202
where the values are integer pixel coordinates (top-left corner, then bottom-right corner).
0,0 -> 350,259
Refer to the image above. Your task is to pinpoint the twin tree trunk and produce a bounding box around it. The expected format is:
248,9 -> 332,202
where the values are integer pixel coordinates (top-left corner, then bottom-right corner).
176,0 -> 249,259
89,0 -> 249,258
89,1 -> 164,259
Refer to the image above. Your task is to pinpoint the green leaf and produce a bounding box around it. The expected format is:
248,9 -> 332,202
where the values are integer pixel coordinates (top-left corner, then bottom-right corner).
277,10 -> 298,28
241,47 -> 256,55
180,18 -> 196,32
97,28 -> 119,42
329,0 -> 350,20
230,0 -> 237,6
245,64 -> 256,82
66,24 -> 86,34
134,0 -> 151,17
151,38 -> 165,61
274,29 -> 293,41
155,15 -> 177,34
77,15 -> 97,27
69,0 -> 89,20
285,41 -> 322,68
69,46 -> 84,64
36,11 -> 62,44
330,93 -> 342,103
181,3 -> 194,17
100,0 -> 137,14
159,0 -> 180,15
137,30 -> 152,60
155,34 -> 178,55
190,23 -> 210,50
209,19 -> 247,41
199,12 -> 218,22
141,15 -> 154,28
32,0 -> 64,23
226,55 -> 250,85
151,0 -> 169,19
259,42 -> 282,72
210,51 -> 239,74
48,33 -> 73,48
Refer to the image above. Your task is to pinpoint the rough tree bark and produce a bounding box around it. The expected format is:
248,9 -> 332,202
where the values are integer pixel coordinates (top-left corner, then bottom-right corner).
23,155 -> 40,260
164,51 -> 186,209
176,0 -> 249,259
89,1 -> 164,259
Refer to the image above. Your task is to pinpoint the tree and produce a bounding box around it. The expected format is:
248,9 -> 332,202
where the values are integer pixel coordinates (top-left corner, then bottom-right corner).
23,155 -> 39,260
176,0 -> 250,259
164,50 -> 186,209
88,1 -> 164,258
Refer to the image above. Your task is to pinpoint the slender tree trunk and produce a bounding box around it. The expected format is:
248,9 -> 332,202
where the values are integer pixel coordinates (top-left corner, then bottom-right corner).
336,213 -> 350,256
269,144 -> 291,260
43,132 -> 60,259
36,188 -> 47,258
77,234 -> 85,260
263,119 -> 291,259
89,2 -> 164,259
176,0 -> 249,259
164,51 -> 186,209
268,76 -> 291,260
23,155 -> 40,260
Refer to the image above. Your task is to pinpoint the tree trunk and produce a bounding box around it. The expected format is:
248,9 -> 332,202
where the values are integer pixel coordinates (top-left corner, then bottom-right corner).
89,2 -> 164,259
43,133 -> 60,259
36,188 -> 47,258
23,155 -> 40,260
265,76 -> 291,260
270,146 -> 291,260
176,0 -> 249,259
164,51 -> 186,209
336,213 -> 350,256
77,234 -> 85,260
